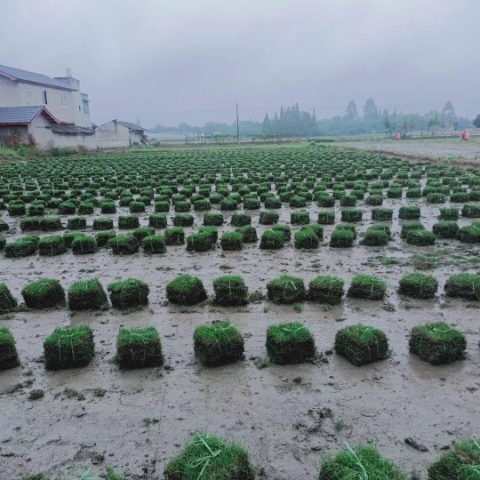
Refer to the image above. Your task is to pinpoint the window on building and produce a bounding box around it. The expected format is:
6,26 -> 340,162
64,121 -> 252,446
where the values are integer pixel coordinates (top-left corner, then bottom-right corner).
82,99 -> 89,114
41,90 -> 48,105
61,93 -> 67,107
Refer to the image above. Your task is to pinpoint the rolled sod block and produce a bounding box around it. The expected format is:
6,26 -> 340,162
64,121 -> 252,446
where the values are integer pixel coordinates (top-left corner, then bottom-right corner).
194,321 -> 245,366
291,210 -> 310,225
148,214 -> 167,228
174,214 -> 194,227
432,221 -> 459,239
371,207 -> 393,221
198,226 -> 218,243
236,225 -> 258,243
72,235 -> 98,254
439,207 -> 459,219
406,229 -> 436,246
108,234 -> 139,254
95,230 -> 116,248
266,275 -> 306,304
260,230 -> 284,249
347,274 -> 386,300
409,322 -> 466,365
462,204 -> 480,218
133,227 -> 155,242
4,239 -> 37,258
341,208 -> 362,222
427,438 -> 480,480
300,223 -> 323,240
108,278 -> 149,309
68,278 -> 109,311
365,194 -> 383,206
129,201 -> 145,213
266,322 -> 315,364
118,215 -> 140,229
44,325 -> 95,370
400,221 -> 425,239
289,195 -> 306,208
457,224 -> 480,243
40,217 -> 62,231
163,433 -> 255,480
100,200 -> 116,213
335,324 -> 389,366
186,232 -> 212,252
67,217 -> 87,230
93,217 -> 114,231
0,327 -> 19,370
318,445 -> 407,480
399,273 -> 438,299
259,210 -> 279,225
38,235 -> 67,256
399,205 -> 421,219
329,229 -> 354,248
294,229 -> 319,249
317,210 -> 335,224
63,232 -> 86,249
166,275 -> 207,305
116,326 -> 163,369
213,275 -> 248,306
230,212 -> 251,227
0,284 -> 18,313
203,212 -> 224,226
308,276 -> 344,305
22,278 -> 65,309
221,232 -> 243,251
165,227 -> 185,245
0,220 -> 8,232
20,217 -> 41,232
0,237 -> 5,251
445,273 -> 480,300
142,234 -> 166,254
360,228 -> 389,246
271,224 -> 291,241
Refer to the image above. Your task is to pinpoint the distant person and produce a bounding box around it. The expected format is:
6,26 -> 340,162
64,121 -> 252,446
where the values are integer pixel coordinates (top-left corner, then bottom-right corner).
465,131 -> 471,140
461,131 -> 466,140
394,132 -> 401,140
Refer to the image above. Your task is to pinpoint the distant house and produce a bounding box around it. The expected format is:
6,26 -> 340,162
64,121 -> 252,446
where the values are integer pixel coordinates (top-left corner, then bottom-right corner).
96,120 -> 149,148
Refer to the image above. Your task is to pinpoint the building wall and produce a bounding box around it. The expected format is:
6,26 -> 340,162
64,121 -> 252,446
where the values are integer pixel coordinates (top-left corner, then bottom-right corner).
129,131 -> 144,145
96,121 -> 131,149
0,125 -> 29,145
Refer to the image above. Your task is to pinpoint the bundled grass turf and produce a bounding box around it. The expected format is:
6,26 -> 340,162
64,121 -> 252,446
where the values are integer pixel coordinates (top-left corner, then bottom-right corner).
308,276 -> 344,304
143,234 -> 166,254
221,232 -> 243,250
166,275 -> 207,305
165,227 -> 185,245
462,204 -> 480,218
93,217 -> 114,230
371,207 -> 393,221
260,229 -> 284,249
67,217 -> 87,230
409,322 -> 466,365
317,210 -> 335,224
400,221 -> 425,239
72,235 -> 98,254
213,275 -> 248,306
198,226 -> 218,243
38,235 -> 67,256
0,327 -> 19,370
68,278 -> 109,311
44,324 -> 95,370
399,273 -> 438,299
0,284 -> 17,314
445,273 -> 480,300
4,238 -> 37,258
457,223 -> 480,243
129,201 -> 145,213
289,195 -> 306,208
194,321 -> 245,366
96,230 -> 116,247
118,215 -> 140,229
266,275 -> 306,304
116,326 -> 163,369
40,217 -> 62,231
164,432 -> 255,480
133,226 -> 155,242
0,219 -> 8,232
108,278 -> 149,309
360,228 -> 389,246
340,194 -> 357,206
341,208 -> 362,222
230,212 -> 251,226
432,220 -> 459,239
271,224 -> 291,241
294,228 -> 319,249
259,210 -> 279,225
406,229 -> 436,246
108,234 -> 139,254
22,278 -> 65,308
301,223 -> 323,239
266,322 -> 315,364
291,210 -> 310,225
399,205 -> 421,219
236,225 -> 258,243
149,214 -> 167,228
187,232 -> 213,252
347,274 -> 386,300
318,194 -> 335,207
329,229 -> 354,248
427,437 -> 480,480
318,444 -> 407,480
63,232 -> 84,248
20,217 -> 40,232
365,194 -> 383,206
174,213 -> 194,227
439,206 -> 459,219
203,212 -> 224,226
335,324 -> 389,365
0,236 -> 5,251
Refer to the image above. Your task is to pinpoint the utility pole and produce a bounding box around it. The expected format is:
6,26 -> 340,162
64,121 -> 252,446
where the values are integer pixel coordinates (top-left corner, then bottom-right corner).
236,103 -> 240,144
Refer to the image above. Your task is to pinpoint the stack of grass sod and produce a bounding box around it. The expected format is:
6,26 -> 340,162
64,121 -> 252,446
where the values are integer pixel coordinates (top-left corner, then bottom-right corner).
40,217 -> 63,231
44,324 -> 95,370
203,212 -> 224,226
166,275 -> 207,305
133,227 -> 155,243
439,206 -> 459,219
194,321 -> 245,366
148,214 -> 167,228
20,217 -> 41,232
335,324 -> 389,365
0,327 -> 19,370
165,227 -> 185,245
341,208 -> 362,223
96,230 -> 116,248
308,276 -> 344,305
118,215 -> 140,229
400,221 -> 425,239
462,204 -> 480,218
186,231 -> 213,252
108,234 -> 139,254
221,232 -> 243,251
457,222 -> 480,243
371,207 -> 393,221
271,224 -> 291,242
266,322 -> 315,364
142,234 -> 166,254
428,437 -> 480,480
406,228 -> 436,246
230,212 -> 251,227
174,214 -> 194,228
0,284 -> 18,313
398,273 -> 438,299
107,278 -> 149,310
317,210 -> 335,224
266,275 -> 306,304
260,229 -> 284,249
259,210 -> 279,225
0,236 -> 5,252
21,279 -> 65,309
198,226 -> 218,243
347,274 -> 386,300
63,232 -> 86,248
365,194 -> 383,206
360,226 -> 389,246
409,321 -> 466,365
116,326 -> 163,369
291,210 -> 310,225
236,225 -> 258,243
92,218 -> 114,231
38,235 -> 67,256
213,275 -> 248,306
67,216 -> 87,230
399,205 -> 421,220
294,228 -> 319,249
68,278 -> 109,311
72,235 -> 98,254
432,220 -> 459,239
163,432 -> 255,480
329,227 -> 354,248
0,220 -> 8,232
318,444 -> 407,480
4,236 -> 39,258
445,273 -> 480,300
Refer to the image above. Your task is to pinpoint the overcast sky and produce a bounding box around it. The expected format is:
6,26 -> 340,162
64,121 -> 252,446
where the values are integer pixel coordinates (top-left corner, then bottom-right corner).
2,0 -> 478,127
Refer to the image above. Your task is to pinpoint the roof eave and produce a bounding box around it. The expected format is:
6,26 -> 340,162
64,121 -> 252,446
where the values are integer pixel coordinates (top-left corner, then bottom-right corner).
0,122 -> 29,126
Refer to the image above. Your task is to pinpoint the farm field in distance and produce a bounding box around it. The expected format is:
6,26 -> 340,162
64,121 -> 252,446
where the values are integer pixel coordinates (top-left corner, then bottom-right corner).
2,143 -> 480,479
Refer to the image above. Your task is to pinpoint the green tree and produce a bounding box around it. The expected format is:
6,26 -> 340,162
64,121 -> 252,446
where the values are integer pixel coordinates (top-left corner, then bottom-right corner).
363,98 -> 378,121
442,101 -> 456,128
345,100 -> 358,119
261,114 -> 272,135
473,114 -> 480,129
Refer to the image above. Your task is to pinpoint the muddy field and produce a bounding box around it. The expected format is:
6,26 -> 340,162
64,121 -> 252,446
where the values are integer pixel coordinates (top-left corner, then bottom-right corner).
1,184 -> 480,480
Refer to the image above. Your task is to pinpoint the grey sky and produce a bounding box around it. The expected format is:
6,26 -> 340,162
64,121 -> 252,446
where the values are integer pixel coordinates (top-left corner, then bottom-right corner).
2,0 -> 478,127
